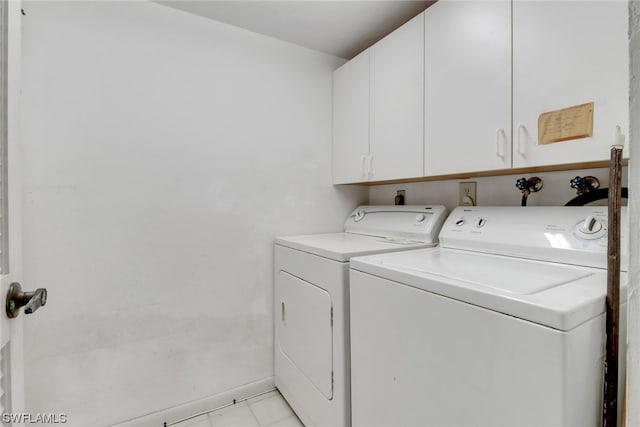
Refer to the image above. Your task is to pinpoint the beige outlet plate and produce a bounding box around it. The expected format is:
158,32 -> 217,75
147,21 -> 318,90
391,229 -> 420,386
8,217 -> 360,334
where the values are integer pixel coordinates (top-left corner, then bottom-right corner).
459,182 -> 477,206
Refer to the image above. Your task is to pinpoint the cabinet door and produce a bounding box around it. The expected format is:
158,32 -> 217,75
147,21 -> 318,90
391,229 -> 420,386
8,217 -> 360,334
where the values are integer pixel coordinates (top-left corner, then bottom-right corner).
424,0 -> 511,176
333,50 -> 370,184
370,13 -> 424,181
513,1 -> 628,168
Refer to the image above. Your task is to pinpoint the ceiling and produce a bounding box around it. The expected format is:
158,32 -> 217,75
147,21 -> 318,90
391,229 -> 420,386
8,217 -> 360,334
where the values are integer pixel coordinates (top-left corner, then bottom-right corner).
156,1 -> 435,59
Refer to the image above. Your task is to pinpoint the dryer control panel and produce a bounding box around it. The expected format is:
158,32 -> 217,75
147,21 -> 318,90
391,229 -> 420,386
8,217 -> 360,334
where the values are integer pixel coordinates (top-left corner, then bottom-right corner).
440,206 -> 629,271
344,205 -> 448,245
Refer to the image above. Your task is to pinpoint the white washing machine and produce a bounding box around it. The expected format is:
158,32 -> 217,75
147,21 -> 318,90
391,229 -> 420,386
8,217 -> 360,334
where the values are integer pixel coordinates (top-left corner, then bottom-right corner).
349,206 -> 628,427
274,205 -> 448,427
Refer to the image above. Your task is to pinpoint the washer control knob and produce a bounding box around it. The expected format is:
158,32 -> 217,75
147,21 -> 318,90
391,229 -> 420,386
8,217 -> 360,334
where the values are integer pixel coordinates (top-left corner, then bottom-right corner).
475,218 -> 487,228
454,218 -> 465,227
416,214 -> 427,223
580,215 -> 602,234
354,210 -> 365,222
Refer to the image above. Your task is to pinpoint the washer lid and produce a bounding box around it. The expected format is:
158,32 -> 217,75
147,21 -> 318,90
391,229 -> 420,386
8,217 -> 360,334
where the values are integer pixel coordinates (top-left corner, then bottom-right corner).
389,250 -> 592,295
350,248 -> 627,331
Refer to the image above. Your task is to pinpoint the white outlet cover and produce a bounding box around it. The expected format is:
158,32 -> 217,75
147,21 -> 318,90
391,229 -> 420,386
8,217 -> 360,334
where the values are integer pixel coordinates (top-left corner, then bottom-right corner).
459,182 -> 477,206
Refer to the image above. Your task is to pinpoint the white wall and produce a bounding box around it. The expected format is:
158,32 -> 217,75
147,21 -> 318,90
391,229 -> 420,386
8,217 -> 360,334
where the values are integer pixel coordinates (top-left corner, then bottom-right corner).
20,2 -> 366,426
628,1 -> 639,424
369,167 -> 627,210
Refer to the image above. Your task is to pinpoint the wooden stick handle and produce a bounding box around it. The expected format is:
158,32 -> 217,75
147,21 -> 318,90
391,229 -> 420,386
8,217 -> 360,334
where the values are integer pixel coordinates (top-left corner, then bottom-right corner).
603,145 -> 623,427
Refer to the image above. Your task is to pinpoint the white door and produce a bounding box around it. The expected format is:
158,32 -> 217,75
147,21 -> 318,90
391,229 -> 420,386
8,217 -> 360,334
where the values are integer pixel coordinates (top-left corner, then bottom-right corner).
332,50 -> 370,184
512,1 -> 628,167
424,0 -> 511,175
369,12 -> 424,181
0,0 -> 27,421
276,271 -> 333,399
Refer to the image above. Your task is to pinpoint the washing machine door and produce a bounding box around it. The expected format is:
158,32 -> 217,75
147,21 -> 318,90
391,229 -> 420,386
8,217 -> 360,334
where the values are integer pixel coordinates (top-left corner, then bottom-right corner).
276,271 -> 333,399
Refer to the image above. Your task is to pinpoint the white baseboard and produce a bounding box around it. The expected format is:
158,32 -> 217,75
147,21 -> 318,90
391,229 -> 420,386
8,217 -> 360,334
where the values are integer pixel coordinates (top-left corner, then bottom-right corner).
111,377 -> 275,427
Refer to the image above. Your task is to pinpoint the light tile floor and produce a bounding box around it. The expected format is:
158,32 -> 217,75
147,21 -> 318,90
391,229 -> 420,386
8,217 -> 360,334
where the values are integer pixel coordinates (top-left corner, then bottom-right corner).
172,391 -> 303,427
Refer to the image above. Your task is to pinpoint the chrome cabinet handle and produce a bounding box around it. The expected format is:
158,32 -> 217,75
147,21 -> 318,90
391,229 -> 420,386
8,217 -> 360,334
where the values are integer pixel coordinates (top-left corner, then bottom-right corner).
517,124 -> 527,156
6,282 -> 47,318
496,128 -> 506,158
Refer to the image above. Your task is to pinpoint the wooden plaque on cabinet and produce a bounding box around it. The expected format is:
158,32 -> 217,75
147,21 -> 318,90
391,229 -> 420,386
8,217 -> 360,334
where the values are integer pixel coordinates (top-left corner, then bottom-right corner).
537,102 -> 594,145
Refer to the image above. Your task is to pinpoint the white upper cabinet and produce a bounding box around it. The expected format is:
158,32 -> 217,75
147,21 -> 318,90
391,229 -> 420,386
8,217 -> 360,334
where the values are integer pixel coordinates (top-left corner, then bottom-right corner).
512,1 -> 629,168
425,0 -> 511,176
333,50 -> 370,184
369,13 -> 425,181
333,1 -> 628,184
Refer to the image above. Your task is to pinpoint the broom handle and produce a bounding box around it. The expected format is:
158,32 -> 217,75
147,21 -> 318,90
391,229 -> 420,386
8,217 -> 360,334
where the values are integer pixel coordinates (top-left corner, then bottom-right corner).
603,139 -> 623,427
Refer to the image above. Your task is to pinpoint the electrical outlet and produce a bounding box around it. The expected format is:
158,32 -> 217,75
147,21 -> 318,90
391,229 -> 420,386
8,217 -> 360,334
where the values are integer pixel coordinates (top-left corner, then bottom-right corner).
459,182 -> 477,206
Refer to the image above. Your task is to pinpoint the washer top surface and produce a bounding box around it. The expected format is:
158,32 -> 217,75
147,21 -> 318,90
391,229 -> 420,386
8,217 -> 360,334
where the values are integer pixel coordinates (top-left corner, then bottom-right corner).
275,205 -> 448,262
350,206 -> 629,331
351,247 -> 626,331
383,248 -> 592,295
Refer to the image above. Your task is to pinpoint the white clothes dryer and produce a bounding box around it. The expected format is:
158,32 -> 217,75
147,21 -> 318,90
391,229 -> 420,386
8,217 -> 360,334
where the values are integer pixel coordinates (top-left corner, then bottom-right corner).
349,206 -> 628,427
274,205 -> 447,427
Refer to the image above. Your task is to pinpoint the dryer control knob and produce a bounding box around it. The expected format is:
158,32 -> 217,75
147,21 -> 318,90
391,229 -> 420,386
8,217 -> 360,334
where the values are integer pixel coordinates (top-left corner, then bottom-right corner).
454,218 -> 465,227
475,218 -> 487,228
416,214 -> 427,223
354,210 -> 365,222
